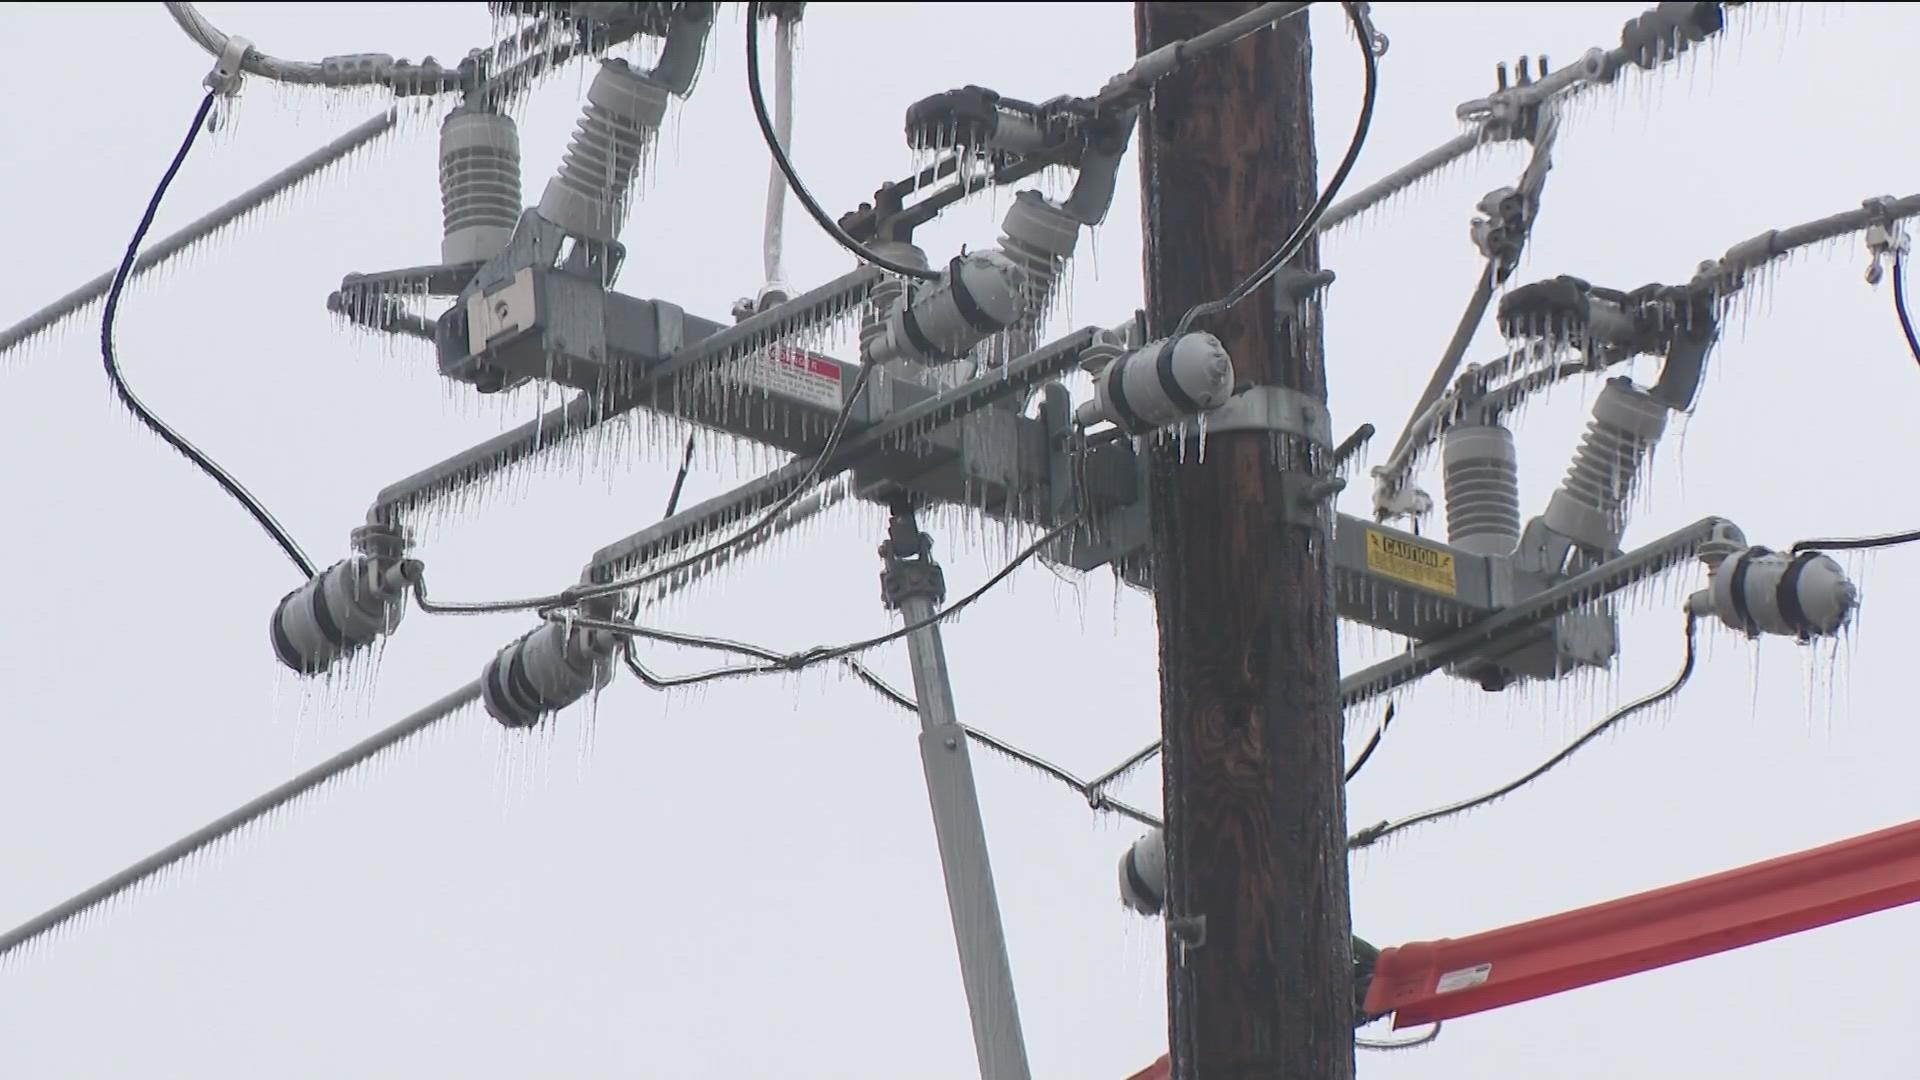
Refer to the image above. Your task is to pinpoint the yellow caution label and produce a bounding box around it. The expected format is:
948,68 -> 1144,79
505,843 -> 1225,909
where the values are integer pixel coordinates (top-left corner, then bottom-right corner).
1364,529 -> 1458,597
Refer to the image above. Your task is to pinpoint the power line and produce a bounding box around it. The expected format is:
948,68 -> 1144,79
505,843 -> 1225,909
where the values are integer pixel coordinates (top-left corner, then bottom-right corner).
0,681 -> 484,962
1348,609 -> 1699,851
103,90 -> 318,579
1358,1021 -> 1442,1052
1171,0 -> 1379,336
1344,702 -> 1396,782
621,619 -> 1164,827
744,0 -> 939,281
1894,251 -> 1920,367
411,362 -> 876,616
598,516 -> 1084,685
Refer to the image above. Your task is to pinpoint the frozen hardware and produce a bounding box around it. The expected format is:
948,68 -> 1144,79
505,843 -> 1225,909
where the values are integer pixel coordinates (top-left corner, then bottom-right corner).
1685,523 -> 1859,640
859,252 -> 1030,367
438,106 -> 523,266
481,620 -> 617,728
1074,332 -> 1236,435
536,3 -> 714,245
1119,826 -> 1167,916
269,525 -> 412,675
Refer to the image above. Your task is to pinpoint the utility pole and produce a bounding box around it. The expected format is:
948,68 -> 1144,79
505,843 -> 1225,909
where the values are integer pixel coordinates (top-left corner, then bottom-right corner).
1136,4 -> 1354,1078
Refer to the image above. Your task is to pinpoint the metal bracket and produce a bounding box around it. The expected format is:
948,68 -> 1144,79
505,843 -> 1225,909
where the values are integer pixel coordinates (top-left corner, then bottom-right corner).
1271,266 -> 1337,327
1169,914 -> 1208,962
1279,470 -> 1346,529
1199,385 -> 1333,447
205,34 -> 253,97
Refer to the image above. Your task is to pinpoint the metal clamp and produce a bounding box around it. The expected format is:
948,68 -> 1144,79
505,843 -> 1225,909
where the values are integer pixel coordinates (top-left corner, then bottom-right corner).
1863,196 -> 1911,286
205,34 -> 253,97
1198,385 -> 1333,447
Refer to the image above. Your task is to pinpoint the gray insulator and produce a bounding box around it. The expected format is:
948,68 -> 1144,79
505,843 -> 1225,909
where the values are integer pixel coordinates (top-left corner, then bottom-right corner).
537,59 -> 670,243
1708,546 -> 1858,639
1074,332 -> 1236,435
996,191 -> 1080,329
1543,378 -> 1670,552
482,621 -> 613,728
860,251 -> 1027,367
439,109 -> 523,266
1118,827 -> 1166,916
270,558 -> 406,675
1443,423 -> 1522,557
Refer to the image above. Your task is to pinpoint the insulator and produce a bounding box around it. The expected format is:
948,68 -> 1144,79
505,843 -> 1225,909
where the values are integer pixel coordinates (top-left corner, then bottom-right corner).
1443,423 -> 1522,556
269,525 -> 411,675
536,58 -> 669,243
439,108 -> 523,265
482,621 -> 614,728
996,191 -> 1080,336
1543,377 -> 1670,553
1074,332 -> 1236,435
1707,546 -> 1857,640
1118,827 -> 1165,917
1620,1 -> 1725,70
859,251 -> 1027,367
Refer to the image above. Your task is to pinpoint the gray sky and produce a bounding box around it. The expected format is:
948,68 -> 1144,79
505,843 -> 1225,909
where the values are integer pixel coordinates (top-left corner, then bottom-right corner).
2,2 -> 1916,1077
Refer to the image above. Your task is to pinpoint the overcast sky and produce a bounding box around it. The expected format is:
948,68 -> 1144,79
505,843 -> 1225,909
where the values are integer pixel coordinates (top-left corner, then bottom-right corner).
2,2 -> 1917,1077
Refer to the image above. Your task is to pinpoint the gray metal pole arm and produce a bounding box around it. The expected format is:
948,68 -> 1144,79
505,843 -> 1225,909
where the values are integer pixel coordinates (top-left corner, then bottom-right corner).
366,267 -> 885,525
580,327 -> 1102,586
0,679 -> 484,962
1340,516 -> 1727,706
0,111 -> 396,356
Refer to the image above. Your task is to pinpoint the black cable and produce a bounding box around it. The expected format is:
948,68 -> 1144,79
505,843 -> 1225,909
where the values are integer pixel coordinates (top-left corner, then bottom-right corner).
103,90 -> 318,579
1780,257 -> 1920,555
1791,530 -> 1920,555
1895,251 -> 1920,368
1172,0 -> 1379,336
614,517 -> 1079,688
1344,701 -> 1394,782
662,433 -> 697,518
1349,610 -> 1698,850
744,2 -> 940,282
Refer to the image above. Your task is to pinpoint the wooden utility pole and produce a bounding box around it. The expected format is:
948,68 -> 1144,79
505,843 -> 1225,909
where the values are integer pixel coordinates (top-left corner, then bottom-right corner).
1136,4 -> 1354,1077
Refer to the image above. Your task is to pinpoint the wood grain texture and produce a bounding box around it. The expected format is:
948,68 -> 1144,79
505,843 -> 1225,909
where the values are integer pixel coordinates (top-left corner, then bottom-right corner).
1136,3 -> 1354,1077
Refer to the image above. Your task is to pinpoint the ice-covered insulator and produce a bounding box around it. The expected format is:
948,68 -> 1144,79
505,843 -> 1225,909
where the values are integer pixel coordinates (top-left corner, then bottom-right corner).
1443,423 -> 1522,557
1118,827 -> 1165,916
536,58 -> 669,243
1074,332 -> 1236,435
438,108 -> 523,265
270,525 -> 412,675
1543,377 -> 1670,553
996,191 -> 1080,333
1703,546 -> 1858,640
482,621 -> 615,728
859,251 -> 1027,367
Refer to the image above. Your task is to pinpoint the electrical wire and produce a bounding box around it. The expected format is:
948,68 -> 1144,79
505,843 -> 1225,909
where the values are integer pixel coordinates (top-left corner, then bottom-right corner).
1343,701 -> 1395,782
1171,0 -> 1379,337
1791,530 -> 1920,555
1895,251 -> 1920,368
583,554 -> 1164,828
1349,610 -> 1698,851
601,517 -> 1080,687
1358,1021 -> 1443,1051
744,0 -> 940,282
103,91 -> 318,579
0,680 -> 484,962
412,363 -> 875,616
662,434 -> 698,518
